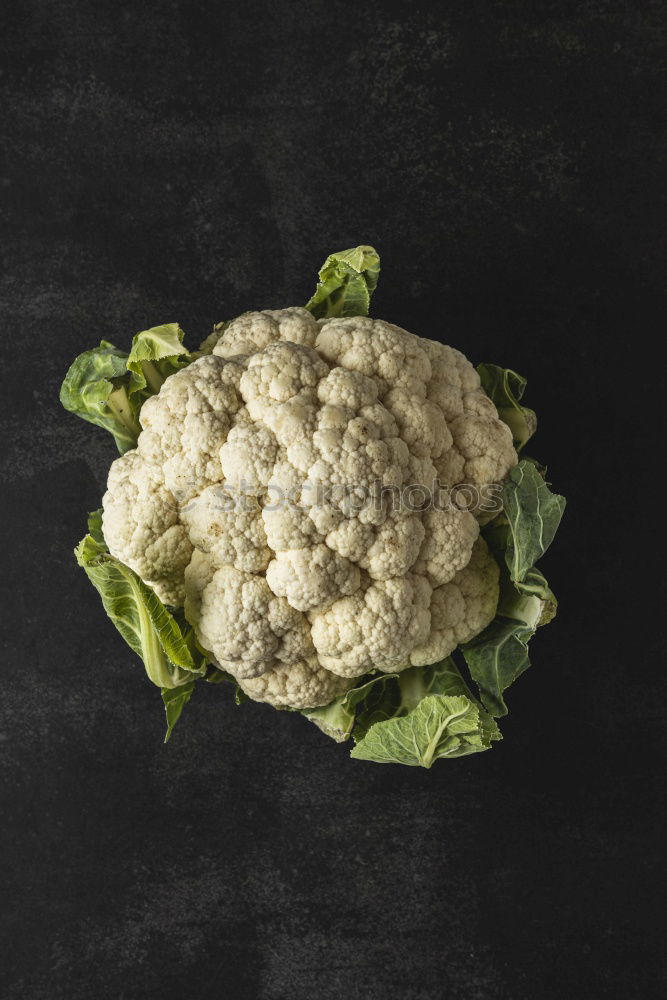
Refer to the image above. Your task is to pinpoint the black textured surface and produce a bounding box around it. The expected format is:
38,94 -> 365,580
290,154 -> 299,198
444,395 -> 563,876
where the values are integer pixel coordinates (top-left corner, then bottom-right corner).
1,2 -> 665,998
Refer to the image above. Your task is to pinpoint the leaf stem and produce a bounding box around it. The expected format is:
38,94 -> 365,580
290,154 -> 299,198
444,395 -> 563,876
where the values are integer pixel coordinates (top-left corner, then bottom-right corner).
139,360 -> 166,393
106,385 -> 141,440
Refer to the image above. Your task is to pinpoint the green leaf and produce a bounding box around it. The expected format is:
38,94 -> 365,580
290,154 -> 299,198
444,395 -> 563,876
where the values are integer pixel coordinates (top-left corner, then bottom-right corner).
462,459 -> 565,717
397,659 -> 502,748
74,524 -> 207,689
460,574 -> 547,717
520,455 -> 548,477
501,460 -> 566,584
162,682 -> 196,743
301,692 -> 357,742
59,341 -> 142,453
126,323 -> 192,394
477,363 -> 537,451
305,245 -> 381,319
61,325 -> 193,453
304,658 -> 500,751
515,566 -> 558,624
303,670 -> 401,742
464,528 -> 561,718
86,508 -> 106,546
350,694 -> 496,767
348,659 -> 488,742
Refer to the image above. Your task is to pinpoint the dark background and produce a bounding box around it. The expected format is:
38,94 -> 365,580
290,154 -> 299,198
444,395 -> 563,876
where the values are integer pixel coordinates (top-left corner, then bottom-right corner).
1,1 -> 665,998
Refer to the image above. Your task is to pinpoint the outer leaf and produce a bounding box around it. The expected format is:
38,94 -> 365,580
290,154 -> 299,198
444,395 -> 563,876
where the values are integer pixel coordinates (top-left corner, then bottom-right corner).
350,695 -> 494,767
348,673 -> 406,739
301,692 -> 358,743
399,659 -> 502,747
86,508 -> 106,546
74,527 -> 207,689
395,658 -> 474,709
520,455 -> 548,477
59,341 -> 141,453
516,566 -> 558,624
126,323 -> 192,394
348,659 -> 496,743
463,458 -> 565,717
477,363 -> 537,451
461,557 -> 558,717
61,325 -> 193,453
460,589 -> 542,717
302,671 -> 398,742
303,658 -> 500,748
502,461 -> 566,584
162,682 -> 196,743
305,245 -> 380,319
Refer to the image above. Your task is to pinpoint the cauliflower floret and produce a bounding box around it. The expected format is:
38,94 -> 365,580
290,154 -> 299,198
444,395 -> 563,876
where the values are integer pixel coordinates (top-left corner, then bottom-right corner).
261,460 -> 324,551
383,388 -> 450,459
303,398 -> 409,537
315,317 -> 431,395
448,399 -> 517,486
357,511 -> 426,580
219,421 -> 278,491
312,404 -> 403,481
412,508 -> 479,586
263,502 -> 320,552
212,307 -> 319,358
324,517 -> 375,564
102,450 -> 192,606
317,367 -> 378,409
180,484 -> 271,574
184,557 -> 312,678
237,655 -> 355,709
102,304 -> 518,708
241,341 -> 329,405
410,537 -> 500,666
266,544 -> 360,612
180,546 -> 216,625
435,390 -> 516,489
423,341 -> 481,419
240,341 -> 328,449
310,574 -> 432,676
138,355 -> 244,502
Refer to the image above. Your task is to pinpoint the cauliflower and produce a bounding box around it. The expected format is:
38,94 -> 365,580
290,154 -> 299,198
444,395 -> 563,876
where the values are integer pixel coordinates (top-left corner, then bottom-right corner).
65,246 -> 565,766
100,306 -> 515,707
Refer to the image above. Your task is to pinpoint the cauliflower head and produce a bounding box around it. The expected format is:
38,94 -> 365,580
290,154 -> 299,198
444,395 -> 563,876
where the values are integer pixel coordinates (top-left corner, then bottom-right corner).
102,307 -> 517,708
